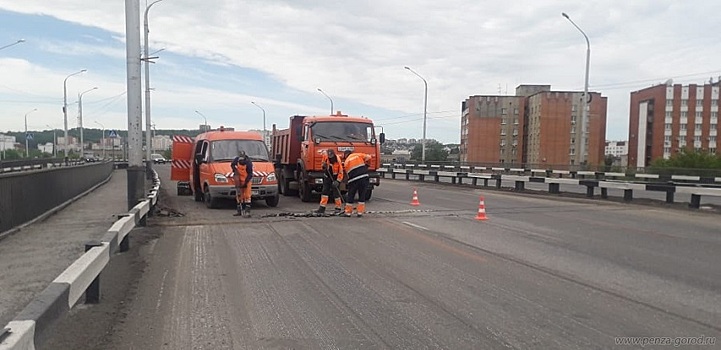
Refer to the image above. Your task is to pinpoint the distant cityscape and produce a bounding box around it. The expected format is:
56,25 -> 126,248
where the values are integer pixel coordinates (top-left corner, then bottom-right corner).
2,80 -> 718,167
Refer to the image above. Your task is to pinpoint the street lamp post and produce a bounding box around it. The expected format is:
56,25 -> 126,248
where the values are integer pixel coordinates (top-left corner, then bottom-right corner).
195,110 -> 208,131
251,101 -> 267,146
317,88 -> 333,115
46,124 -> 57,158
562,12 -> 590,164
404,66 -> 428,163
143,0 -> 164,179
63,69 -> 86,163
95,121 -> 105,160
0,39 -> 24,51
24,108 -> 37,158
78,87 -> 98,156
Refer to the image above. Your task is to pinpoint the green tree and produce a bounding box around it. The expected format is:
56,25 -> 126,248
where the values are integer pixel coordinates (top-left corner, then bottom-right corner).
410,140 -> 448,162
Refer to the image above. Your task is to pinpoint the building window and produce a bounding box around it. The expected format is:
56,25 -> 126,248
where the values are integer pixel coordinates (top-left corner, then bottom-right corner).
712,123 -> 718,129
682,99 -> 688,106
712,112 -> 719,119
501,108 -> 508,115
664,147 -> 671,153
666,100 -> 673,106
665,111 -> 672,118
681,111 -> 688,118
572,105 -> 577,112
710,136 -> 717,142
665,123 -> 672,130
681,124 -> 687,130
664,136 -> 671,142
713,99 -> 718,106
696,111 -> 703,119
514,108 -> 519,115
695,136 -> 702,142
570,148 -> 575,155
697,100 -> 703,106
695,124 -> 702,131
711,148 -> 717,155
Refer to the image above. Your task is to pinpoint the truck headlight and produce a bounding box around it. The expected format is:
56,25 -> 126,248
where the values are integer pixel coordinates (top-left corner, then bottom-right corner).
315,178 -> 324,184
214,173 -> 229,183
266,173 -> 276,182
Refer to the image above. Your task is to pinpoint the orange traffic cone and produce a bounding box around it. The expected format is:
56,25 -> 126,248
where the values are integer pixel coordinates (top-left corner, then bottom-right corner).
475,196 -> 488,221
410,188 -> 421,206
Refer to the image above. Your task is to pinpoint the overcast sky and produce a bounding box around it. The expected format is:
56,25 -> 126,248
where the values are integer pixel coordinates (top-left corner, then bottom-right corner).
1,1 -> 720,144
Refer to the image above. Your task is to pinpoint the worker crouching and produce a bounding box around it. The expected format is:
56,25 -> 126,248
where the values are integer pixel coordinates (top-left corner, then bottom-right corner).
342,150 -> 371,217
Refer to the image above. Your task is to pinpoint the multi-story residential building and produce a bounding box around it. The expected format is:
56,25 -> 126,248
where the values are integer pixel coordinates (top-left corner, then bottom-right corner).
460,85 -> 607,167
151,135 -> 173,151
628,82 -> 720,168
460,95 -> 525,165
605,140 -> 628,157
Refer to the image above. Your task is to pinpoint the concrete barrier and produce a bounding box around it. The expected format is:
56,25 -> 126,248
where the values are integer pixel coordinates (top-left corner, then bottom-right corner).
0,171 -> 162,350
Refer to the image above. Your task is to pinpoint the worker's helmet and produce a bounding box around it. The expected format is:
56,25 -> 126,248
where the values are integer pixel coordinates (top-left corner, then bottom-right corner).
343,150 -> 352,159
326,149 -> 336,162
238,150 -> 247,159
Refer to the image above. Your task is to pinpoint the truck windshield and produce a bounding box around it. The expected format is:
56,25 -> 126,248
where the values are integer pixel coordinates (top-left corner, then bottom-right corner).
311,122 -> 375,142
210,140 -> 269,162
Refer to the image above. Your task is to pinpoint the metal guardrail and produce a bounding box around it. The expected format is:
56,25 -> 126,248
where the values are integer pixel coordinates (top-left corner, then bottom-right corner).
378,166 -> 721,209
0,171 -> 161,350
381,163 -> 721,185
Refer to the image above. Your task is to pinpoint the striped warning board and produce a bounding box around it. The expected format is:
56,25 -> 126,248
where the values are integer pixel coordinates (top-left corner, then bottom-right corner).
171,135 -> 195,181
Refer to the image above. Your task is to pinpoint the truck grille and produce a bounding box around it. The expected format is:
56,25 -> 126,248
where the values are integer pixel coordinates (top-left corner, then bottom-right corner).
251,177 -> 262,184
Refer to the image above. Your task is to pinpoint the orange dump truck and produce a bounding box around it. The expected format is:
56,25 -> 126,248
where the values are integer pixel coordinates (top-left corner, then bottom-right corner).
171,127 -> 279,208
271,111 -> 385,202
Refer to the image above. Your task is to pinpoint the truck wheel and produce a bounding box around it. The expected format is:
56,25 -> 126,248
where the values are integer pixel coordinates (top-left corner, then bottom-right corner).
299,180 -> 312,202
204,186 -> 219,209
266,193 -> 280,207
365,189 -> 373,201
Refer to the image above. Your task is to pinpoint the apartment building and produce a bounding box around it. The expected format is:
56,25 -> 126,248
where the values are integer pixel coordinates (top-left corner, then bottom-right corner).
460,85 -> 607,167
460,95 -> 525,165
628,82 -> 719,168
605,141 -> 628,157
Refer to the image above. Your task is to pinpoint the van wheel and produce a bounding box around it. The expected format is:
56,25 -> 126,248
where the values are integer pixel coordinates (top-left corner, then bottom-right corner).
266,193 -> 279,207
204,186 -> 219,209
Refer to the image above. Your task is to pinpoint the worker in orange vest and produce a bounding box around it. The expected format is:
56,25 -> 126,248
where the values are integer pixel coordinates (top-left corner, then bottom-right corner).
231,150 -> 253,217
342,150 -> 372,217
316,149 -> 345,215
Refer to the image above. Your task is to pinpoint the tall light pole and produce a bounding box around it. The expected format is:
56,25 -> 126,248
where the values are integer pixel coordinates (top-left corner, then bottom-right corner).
126,0 -> 145,210
404,66 -> 428,163
143,0 -> 163,179
562,12 -> 590,165
0,39 -> 24,51
78,87 -> 98,155
251,101 -> 267,146
24,108 -> 37,158
317,88 -> 333,115
95,121 -> 106,160
195,110 -> 208,131
63,69 -> 86,162
46,124 -> 57,157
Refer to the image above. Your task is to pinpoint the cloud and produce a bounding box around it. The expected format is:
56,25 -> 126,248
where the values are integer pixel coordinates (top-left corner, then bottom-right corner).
2,0 -> 721,143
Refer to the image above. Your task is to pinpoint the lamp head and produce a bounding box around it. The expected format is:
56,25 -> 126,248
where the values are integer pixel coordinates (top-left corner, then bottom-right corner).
562,12 -> 569,19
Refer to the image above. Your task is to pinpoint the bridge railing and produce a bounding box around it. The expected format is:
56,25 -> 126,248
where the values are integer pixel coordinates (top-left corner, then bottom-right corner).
0,171 -> 161,350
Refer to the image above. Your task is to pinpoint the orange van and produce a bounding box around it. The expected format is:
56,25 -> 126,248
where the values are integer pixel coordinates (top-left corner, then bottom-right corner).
171,127 -> 279,208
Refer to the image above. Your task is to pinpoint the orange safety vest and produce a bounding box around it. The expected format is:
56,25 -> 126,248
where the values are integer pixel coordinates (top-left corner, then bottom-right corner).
343,153 -> 371,183
322,153 -> 344,181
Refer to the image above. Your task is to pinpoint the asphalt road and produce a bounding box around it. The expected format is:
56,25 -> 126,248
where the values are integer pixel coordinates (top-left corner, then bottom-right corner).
46,164 -> 721,349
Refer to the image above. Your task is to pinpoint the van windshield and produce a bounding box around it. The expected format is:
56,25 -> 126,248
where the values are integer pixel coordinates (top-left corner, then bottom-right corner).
310,122 -> 375,142
210,140 -> 269,162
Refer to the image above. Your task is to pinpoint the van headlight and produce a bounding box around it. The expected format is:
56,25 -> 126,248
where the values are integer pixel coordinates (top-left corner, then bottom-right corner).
266,173 -> 276,182
214,173 -> 229,183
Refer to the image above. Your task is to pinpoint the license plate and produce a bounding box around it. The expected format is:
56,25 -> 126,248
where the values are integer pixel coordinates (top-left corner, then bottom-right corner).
252,190 -> 259,196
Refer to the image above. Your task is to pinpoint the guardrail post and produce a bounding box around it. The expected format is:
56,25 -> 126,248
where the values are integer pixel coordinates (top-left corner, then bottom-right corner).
515,181 -> 524,191
483,178 -> 489,187
549,183 -> 560,194
419,174 -> 425,182
471,178 -> 478,186
451,177 -> 457,184
689,194 -> 701,209
119,232 -> 130,253
623,189 -> 633,202
405,171 -> 410,181
391,171 -> 396,180
600,187 -> 608,199
434,174 -> 440,182
495,178 -> 502,189
666,191 -> 674,204
84,240 -> 103,304
586,186 -> 594,198
458,176 -> 463,185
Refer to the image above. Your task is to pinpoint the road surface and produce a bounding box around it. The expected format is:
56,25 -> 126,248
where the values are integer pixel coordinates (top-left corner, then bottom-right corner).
46,164 -> 721,349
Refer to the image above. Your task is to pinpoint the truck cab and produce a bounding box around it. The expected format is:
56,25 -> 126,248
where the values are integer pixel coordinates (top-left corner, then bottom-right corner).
272,111 -> 385,202
172,128 -> 279,208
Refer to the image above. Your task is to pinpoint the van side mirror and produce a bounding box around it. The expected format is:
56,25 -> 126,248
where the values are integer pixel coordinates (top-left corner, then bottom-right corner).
379,132 -> 386,144
195,154 -> 204,164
